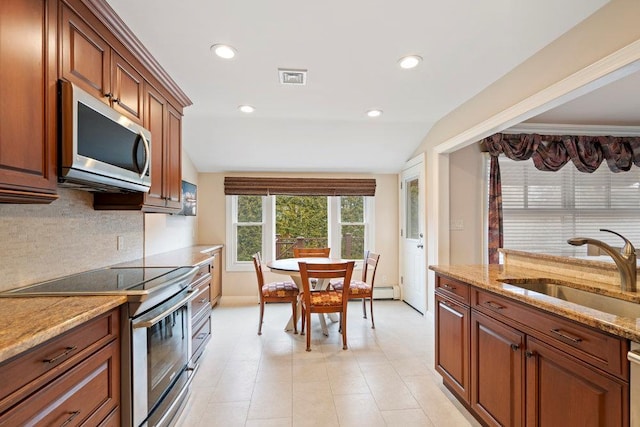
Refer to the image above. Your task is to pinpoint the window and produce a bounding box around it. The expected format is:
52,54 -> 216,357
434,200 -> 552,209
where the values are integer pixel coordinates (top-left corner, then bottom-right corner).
227,195 -> 374,270
491,156 -> 640,257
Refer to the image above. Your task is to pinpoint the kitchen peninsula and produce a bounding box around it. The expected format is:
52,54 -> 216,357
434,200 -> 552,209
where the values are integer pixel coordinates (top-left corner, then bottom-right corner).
430,249 -> 640,427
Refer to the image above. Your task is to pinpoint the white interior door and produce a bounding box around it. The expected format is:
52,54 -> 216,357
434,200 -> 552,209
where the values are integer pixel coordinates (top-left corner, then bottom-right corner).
401,160 -> 426,314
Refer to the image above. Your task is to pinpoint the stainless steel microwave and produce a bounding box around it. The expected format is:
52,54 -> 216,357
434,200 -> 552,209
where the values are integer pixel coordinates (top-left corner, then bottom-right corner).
58,81 -> 152,193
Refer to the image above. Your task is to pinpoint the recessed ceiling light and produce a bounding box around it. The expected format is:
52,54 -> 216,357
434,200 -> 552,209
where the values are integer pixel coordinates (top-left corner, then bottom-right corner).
210,44 -> 237,59
398,55 -> 422,69
366,109 -> 383,118
238,105 -> 255,113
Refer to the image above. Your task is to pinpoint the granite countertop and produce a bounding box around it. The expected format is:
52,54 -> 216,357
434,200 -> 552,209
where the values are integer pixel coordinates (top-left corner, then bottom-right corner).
0,244 -> 223,364
430,263 -> 640,342
114,244 -> 223,268
0,295 -> 126,363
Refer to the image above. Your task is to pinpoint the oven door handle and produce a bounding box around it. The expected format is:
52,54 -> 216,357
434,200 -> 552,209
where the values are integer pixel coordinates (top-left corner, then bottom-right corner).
133,290 -> 199,329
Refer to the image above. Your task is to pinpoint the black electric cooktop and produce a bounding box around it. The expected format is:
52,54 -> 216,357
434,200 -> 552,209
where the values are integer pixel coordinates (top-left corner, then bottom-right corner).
2,267 -> 195,295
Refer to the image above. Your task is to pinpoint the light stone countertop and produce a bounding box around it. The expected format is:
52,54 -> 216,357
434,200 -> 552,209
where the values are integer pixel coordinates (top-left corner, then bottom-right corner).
0,245 -> 223,364
0,295 -> 126,363
114,244 -> 223,268
429,263 -> 640,342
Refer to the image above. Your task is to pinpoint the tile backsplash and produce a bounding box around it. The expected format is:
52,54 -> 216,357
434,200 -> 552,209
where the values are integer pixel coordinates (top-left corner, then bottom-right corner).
0,188 -> 143,291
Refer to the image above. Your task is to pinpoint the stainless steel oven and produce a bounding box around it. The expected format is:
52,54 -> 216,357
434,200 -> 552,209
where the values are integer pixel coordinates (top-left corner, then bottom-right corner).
129,287 -> 198,427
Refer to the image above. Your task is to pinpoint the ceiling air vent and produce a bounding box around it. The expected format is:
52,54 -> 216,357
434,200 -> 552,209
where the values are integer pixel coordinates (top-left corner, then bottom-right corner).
278,68 -> 307,85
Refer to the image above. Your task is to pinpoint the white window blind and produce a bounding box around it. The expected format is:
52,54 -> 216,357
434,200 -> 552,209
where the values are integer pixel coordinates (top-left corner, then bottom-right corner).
495,157 -> 640,256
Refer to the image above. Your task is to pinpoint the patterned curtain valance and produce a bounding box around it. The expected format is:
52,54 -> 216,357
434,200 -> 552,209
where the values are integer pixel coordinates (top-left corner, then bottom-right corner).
480,133 -> 640,173
224,177 -> 376,196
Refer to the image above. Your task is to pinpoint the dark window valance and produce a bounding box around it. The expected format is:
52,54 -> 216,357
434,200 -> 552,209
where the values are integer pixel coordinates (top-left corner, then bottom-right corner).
480,133 -> 640,173
224,177 -> 376,196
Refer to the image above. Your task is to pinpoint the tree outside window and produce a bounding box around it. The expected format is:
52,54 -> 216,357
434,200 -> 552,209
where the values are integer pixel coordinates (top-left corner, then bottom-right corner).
236,195 -> 263,262
340,196 -> 365,259
275,196 -> 328,259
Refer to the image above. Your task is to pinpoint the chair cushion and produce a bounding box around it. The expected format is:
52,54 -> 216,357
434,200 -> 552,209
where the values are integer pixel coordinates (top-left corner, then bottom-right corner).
331,280 -> 371,295
262,281 -> 299,297
308,290 -> 343,306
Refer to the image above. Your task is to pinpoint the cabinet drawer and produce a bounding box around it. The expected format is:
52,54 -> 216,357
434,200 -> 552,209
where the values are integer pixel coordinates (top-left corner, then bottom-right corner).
473,290 -> 628,379
0,339 -> 120,426
191,280 -> 211,321
191,261 -> 211,285
191,313 -> 211,361
436,275 -> 470,305
0,309 -> 118,411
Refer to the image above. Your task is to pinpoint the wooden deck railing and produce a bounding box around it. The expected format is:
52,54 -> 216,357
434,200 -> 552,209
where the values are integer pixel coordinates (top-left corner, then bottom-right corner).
275,234 -> 356,259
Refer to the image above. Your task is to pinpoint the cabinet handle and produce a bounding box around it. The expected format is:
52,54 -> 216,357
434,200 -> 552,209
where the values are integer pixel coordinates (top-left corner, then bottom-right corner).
550,328 -> 583,343
103,92 -> 112,99
43,346 -> 77,364
483,301 -> 505,311
114,98 -> 121,104
196,332 -> 208,340
442,284 -> 456,291
60,411 -> 80,427
525,350 -> 535,358
198,298 -> 207,304
510,343 -> 520,351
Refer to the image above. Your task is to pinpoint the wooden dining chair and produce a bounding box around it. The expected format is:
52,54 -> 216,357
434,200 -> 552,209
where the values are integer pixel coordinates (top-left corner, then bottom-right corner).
298,260 -> 355,351
330,251 -> 380,329
293,247 -> 331,258
252,253 -> 299,335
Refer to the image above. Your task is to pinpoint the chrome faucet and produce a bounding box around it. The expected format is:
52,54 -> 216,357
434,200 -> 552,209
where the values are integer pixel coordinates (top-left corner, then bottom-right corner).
567,229 -> 637,292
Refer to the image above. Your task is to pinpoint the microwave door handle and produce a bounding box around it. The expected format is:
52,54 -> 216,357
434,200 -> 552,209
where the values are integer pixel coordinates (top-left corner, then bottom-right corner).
139,131 -> 150,179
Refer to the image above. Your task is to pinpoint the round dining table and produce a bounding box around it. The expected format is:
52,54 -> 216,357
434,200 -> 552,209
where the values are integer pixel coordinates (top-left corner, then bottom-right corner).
267,257 -> 346,334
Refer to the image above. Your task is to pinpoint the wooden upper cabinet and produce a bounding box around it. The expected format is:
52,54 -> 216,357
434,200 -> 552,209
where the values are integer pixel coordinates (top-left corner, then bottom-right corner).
60,3 -> 109,101
0,0 -> 58,203
143,85 -> 169,209
166,104 -> 183,210
111,51 -> 144,124
60,3 -> 144,125
93,83 -> 183,213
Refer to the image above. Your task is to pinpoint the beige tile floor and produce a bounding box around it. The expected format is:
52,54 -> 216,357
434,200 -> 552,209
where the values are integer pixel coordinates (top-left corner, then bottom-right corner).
176,300 -> 480,427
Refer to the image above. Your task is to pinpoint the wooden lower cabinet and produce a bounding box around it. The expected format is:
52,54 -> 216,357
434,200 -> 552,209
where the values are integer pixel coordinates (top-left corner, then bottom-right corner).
210,248 -> 222,307
190,260 -> 212,361
434,273 -> 630,427
526,337 -> 627,427
435,292 -> 470,402
471,310 -> 524,427
0,308 -> 120,426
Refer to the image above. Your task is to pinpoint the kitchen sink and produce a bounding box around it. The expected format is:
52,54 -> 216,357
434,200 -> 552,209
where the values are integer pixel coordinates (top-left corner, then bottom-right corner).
501,278 -> 640,319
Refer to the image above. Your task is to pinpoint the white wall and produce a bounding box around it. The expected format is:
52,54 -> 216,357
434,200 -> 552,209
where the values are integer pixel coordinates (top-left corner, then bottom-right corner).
144,153 -> 199,256
449,144 -> 485,264
418,1 -> 640,274
197,172 -> 398,300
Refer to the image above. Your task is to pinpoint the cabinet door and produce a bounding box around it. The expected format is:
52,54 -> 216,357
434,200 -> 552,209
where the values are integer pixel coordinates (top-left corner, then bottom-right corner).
165,105 -> 182,210
435,293 -> 470,403
143,84 -> 168,208
111,52 -> 144,124
0,0 -> 57,203
60,3 -> 110,102
471,311 -> 525,427
211,251 -> 222,307
525,337 -> 628,427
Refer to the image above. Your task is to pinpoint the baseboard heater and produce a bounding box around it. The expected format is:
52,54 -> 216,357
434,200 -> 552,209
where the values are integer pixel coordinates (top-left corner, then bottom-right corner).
373,285 -> 400,300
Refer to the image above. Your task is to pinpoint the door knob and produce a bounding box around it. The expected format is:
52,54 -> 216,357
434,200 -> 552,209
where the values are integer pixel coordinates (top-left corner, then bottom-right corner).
417,244 -> 424,249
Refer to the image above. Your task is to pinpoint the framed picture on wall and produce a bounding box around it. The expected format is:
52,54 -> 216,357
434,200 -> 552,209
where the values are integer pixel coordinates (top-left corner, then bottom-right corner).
178,180 -> 197,216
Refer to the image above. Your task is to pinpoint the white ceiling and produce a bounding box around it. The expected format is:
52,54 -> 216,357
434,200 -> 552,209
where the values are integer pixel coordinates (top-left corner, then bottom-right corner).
105,0 -> 609,173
